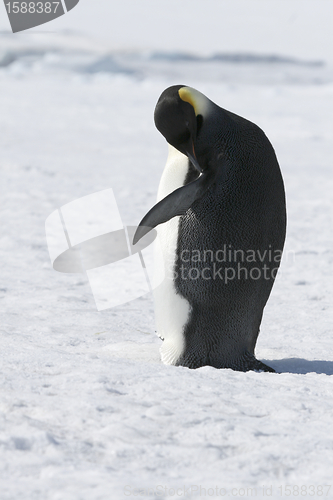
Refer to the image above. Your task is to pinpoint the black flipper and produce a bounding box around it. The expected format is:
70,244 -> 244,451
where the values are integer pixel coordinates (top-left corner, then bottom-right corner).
133,169 -> 215,245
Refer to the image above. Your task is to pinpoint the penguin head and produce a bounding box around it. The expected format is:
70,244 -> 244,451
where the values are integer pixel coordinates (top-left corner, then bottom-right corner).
154,85 -> 211,173
133,85 -> 214,245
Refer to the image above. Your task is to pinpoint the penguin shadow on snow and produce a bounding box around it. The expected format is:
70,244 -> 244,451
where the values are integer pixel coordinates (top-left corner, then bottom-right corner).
268,358 -> 333,375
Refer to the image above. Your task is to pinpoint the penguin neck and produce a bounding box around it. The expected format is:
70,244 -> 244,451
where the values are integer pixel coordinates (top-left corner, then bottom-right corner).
195,104 -> 243,170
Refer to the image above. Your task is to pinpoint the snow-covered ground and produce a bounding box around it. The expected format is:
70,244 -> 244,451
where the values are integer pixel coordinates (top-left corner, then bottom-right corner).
1,2 -> 333,499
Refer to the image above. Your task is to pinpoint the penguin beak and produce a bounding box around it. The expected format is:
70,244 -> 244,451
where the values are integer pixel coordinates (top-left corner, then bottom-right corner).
186,150 -> 203,174
184,141 -> 203,174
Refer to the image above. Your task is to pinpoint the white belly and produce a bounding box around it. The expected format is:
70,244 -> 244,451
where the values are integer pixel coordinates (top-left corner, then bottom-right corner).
153,145 -> 191,365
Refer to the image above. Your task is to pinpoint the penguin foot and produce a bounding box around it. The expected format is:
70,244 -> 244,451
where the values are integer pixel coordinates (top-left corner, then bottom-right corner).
175,351 -> 276,372
239,352 -> 275,373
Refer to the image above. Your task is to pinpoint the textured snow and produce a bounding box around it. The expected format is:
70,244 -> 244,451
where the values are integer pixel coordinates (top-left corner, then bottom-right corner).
0,2 -> 333,499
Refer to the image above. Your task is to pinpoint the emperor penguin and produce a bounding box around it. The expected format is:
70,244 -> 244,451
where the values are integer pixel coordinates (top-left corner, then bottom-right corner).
134,85 -> 286,372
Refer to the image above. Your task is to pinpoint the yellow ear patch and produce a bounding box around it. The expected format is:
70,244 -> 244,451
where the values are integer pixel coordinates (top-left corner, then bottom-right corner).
178,87 -> 198,115
178,86 -> 211,117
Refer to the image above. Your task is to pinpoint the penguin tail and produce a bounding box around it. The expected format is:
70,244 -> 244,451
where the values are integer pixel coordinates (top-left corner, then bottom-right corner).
238,352 -> 276,373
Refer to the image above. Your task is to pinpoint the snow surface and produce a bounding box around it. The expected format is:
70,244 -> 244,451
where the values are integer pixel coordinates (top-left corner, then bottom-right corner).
0,2 -> 333,499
